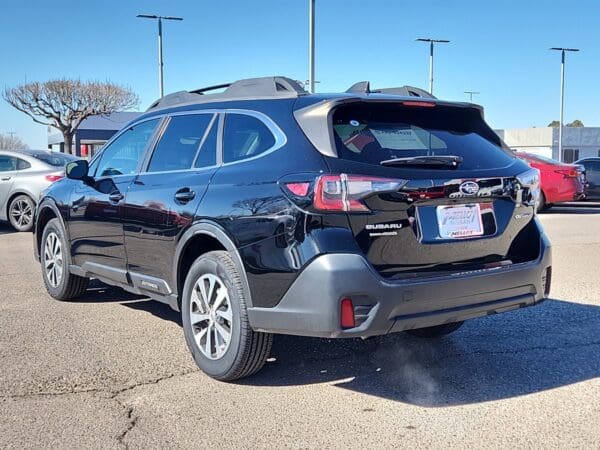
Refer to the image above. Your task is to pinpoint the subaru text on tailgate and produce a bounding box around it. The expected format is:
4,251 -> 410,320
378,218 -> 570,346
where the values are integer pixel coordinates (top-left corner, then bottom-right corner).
34,77 -> 552,380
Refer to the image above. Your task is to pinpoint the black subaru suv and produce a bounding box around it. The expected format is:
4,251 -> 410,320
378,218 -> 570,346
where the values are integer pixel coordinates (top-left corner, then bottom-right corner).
34,76 -> 551,381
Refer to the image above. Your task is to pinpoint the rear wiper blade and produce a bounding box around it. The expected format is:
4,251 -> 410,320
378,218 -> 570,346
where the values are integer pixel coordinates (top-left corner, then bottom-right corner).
380,155 -> 463,169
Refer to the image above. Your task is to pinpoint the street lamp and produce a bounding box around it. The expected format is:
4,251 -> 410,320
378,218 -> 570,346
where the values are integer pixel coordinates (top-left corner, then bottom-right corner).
415,38 -> 450,95
550,47 -> 579,162
137,14 -> 184,98
308,0 -> 316,93
464,91 -> 480,102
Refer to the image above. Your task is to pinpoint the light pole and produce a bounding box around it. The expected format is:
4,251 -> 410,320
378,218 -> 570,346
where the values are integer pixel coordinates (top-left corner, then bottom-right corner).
550,47 -> 579,162
137,14 -> 183,98
308,0 -> 316,93
416,38 -> 450,95
464,91 -> 480,102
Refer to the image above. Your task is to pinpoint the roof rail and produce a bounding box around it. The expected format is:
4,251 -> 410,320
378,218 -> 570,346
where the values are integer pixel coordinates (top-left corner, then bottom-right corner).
147,76 -> 308,111
346,81 -> 436,99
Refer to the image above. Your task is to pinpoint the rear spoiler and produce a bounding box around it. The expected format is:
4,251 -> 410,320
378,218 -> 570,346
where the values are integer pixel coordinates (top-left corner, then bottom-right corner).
293,97 -> 485,158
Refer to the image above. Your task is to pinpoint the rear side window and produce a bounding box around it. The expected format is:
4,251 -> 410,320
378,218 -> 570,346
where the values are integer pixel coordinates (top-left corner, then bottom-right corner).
223,114 -> 275,163
148,114 -> 214,172
332,103 -> 515,170
17,158 -> 31,170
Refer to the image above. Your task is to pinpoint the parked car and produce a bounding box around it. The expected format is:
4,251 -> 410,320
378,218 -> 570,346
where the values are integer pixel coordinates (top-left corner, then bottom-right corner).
515,152 -> 585,210
574,157 -> 600,200
33,76 -> 552,381
0,149 -> 76,231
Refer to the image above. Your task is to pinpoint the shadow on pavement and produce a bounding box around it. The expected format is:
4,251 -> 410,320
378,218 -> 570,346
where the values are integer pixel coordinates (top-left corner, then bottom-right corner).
88,286 -> 600,407
543,207 -> 600,215
0,222 -> 17,235
241,299 -> 600,407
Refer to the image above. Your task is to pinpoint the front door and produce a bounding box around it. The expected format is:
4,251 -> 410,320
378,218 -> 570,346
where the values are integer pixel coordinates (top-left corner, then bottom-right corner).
123,113 -> 220,294
68,118 -> 161,281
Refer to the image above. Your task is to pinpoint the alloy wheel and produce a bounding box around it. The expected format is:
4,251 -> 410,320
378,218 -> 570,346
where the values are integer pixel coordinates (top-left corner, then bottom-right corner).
189,273 -> 233,360
44,232 -> 63,288
10,198 -> 33,229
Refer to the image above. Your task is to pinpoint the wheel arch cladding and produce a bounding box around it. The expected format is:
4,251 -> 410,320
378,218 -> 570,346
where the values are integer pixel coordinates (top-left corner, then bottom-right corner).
174,222 -> 254,310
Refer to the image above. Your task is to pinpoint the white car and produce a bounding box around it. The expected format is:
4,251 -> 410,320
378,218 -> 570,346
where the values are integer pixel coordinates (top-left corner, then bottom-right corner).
0,149 -> 77,231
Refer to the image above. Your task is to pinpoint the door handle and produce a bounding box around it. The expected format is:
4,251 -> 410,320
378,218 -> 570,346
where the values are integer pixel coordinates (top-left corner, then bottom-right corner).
175,188 -> 195,203
1,176 -> 10,181
108,192 -> 124,203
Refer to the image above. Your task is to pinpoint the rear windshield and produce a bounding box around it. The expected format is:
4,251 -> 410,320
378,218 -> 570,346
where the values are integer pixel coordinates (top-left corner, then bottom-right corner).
31,152 -> 77,167
332,103 -> 515,170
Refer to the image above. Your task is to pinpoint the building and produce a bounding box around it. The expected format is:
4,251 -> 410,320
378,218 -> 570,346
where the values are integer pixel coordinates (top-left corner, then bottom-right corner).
48,112 -> 141,158
495,127 -> 600,163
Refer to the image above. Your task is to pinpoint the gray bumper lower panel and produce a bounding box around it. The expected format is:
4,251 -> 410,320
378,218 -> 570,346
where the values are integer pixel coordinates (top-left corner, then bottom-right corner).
248,233 -> 551,338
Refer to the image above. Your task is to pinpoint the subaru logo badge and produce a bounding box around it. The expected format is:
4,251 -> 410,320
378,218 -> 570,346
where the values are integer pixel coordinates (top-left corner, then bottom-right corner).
459,181 -> 479,196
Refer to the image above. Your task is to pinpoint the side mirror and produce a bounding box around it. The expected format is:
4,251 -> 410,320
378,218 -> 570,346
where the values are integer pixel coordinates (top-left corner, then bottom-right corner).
66,160 -> 89,180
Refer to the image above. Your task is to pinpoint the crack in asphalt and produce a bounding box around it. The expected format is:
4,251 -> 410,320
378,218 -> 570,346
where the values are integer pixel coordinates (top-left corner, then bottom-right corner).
1,369 -> 198,449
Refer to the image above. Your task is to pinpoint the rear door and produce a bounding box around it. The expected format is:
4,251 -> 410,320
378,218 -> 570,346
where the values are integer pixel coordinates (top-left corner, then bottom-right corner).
326,101 -> 534,278
122,112 -> 220,294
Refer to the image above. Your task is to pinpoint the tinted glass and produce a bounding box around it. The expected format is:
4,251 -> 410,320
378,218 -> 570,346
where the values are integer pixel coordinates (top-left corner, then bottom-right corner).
148,114 -> 213,172
17,158 -> 31,170
0,156 -> 17,172
31,152 -> 77,167
94,119 -> 159,177
332,103 -> 515,170
194,117 -> 218,168
223,114 -> 275,163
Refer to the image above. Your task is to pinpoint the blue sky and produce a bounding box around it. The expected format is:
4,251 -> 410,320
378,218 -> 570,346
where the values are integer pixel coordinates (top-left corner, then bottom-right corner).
1,0 -> 598,148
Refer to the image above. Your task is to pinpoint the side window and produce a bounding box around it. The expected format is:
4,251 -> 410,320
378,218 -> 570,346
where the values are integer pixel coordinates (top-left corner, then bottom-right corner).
194,116 -> 218,168
147,114 -> 213,172
94,119 -> 159,178
223,114 -> 276,163
17,158 -> 31,170
0,156 -> 17,172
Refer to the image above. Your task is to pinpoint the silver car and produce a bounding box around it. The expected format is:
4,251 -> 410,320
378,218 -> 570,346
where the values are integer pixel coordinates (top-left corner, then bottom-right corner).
0,149 -> 77,232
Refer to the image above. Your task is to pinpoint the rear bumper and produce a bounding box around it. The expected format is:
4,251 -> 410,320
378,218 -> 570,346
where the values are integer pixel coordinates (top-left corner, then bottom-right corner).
248,220 -> 552,338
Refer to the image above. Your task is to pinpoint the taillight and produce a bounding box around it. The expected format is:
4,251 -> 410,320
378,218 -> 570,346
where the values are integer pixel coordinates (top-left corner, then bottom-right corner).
45,174 -> 63,183
312,174 -> 407,212
554,168 -> 579,178
285,182 -> 310,197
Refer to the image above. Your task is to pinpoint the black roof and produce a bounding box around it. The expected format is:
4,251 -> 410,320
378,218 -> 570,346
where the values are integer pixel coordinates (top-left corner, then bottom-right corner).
144,75 -> 460,113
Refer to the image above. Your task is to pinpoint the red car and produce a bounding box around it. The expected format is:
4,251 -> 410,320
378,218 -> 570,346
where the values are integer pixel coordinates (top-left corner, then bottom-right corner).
516,152 -> 586,210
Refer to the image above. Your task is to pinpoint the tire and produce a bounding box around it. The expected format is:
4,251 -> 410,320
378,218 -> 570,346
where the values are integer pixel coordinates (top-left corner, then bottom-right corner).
406,321 -> 464,338
41,218 -> 89,300
181,251 -> 273,381
536,192 -> 547,213
8,194 -> 35,232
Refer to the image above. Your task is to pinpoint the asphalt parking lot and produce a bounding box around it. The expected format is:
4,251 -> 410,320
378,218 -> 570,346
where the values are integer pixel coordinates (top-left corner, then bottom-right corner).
1,206 -> 599,449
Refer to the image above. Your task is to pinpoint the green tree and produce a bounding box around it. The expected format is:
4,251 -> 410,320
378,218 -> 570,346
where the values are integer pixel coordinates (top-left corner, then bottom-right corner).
548,120 -> 560,127
3,79 -> 139,154
566,119 -> 584,127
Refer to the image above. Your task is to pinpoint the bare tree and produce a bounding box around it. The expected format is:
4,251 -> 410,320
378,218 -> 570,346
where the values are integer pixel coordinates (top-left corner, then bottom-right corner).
0,133 -> 27,150
3,80 -> 139,154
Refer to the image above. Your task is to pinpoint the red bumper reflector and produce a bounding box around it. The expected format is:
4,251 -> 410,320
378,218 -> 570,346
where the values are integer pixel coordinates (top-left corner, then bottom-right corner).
340,298 -> 355,329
